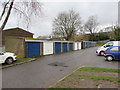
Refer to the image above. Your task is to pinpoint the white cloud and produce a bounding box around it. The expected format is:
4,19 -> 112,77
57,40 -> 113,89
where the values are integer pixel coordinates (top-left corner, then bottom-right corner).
0,1 -> 118,37
41,0 -> 119,2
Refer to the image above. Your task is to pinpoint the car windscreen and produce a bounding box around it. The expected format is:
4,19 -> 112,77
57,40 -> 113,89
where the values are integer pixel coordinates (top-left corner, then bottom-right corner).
110,47 -> 119,52
105,42 -> 114,47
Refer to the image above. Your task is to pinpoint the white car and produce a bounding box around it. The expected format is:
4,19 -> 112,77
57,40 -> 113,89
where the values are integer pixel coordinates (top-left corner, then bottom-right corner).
0,52 -> 16,64
96,41 -> 120,56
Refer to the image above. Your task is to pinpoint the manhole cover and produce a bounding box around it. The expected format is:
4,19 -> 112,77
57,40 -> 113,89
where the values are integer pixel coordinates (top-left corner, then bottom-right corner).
48,62 -> 68,67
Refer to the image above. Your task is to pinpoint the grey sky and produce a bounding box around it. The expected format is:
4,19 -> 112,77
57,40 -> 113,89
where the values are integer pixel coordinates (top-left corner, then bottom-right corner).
1,0 -> 119,37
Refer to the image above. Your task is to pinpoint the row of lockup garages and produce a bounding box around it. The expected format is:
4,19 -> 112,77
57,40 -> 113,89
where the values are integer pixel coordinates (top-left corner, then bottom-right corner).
25,39 -> 96,57
25,40 -> 82,57
82,41 -> 96,49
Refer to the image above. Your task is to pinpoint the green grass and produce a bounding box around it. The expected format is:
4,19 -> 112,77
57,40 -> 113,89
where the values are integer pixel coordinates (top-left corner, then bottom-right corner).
16,57 -> 35,62
79,67 -> 120,73
49,67 -> 120,88
79,74 -> 120,82
96,43 -> 105,46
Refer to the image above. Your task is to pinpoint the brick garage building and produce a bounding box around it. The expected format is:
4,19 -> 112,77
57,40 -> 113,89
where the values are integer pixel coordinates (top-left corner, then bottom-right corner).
2,27 -> 34,45
2,27 -> 34,57
1,27 -> 34,54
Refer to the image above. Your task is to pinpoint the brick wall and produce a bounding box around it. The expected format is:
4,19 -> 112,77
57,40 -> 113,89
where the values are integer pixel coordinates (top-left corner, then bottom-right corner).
5,37 -> 26,57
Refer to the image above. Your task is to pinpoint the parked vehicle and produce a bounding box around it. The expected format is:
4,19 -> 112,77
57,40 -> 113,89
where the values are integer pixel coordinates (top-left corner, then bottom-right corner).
96,41 -> 120,56
0,52 -> 16,64
104,46 -> 120,61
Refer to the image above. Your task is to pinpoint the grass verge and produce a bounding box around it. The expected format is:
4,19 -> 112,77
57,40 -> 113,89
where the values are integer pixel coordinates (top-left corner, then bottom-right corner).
96,43 -> 105,46
50,67 -> 120,88
79,67 -> 120,73
79,74 -> 120,82
16,57 -> 36,62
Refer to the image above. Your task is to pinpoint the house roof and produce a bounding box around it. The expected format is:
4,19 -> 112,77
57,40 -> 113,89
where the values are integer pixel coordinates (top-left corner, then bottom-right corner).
3,27 -> 34,35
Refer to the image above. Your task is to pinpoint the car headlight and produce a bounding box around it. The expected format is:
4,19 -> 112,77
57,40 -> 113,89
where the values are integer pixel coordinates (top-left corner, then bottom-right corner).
14,54 -> 16,56
12,53 -> 16,56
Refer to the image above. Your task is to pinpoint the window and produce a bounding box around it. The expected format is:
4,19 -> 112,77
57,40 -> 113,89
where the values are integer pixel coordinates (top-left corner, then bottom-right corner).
0,52 -> 4,55
110,47 -> 119,51
105,42 -> 114,47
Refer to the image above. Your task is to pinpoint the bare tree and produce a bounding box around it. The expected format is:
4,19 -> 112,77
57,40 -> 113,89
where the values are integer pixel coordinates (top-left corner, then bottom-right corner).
0,0 -> 42,30
0,0 -> 42,51
112,25 -> 120,41
84,16 -> 99,41
52,10 -> 81,41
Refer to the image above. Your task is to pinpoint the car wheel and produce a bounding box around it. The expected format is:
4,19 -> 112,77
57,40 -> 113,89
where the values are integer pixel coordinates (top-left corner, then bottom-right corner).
106,56 -> 113,61
5,57 -> 13,65
100,51 -> 104,56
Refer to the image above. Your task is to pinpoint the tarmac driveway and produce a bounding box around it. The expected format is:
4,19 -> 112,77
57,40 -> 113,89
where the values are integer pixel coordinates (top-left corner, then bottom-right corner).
2,47 -> 119,88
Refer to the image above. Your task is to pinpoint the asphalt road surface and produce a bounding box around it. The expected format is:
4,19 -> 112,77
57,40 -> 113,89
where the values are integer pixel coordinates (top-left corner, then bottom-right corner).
2,47 -> 119,88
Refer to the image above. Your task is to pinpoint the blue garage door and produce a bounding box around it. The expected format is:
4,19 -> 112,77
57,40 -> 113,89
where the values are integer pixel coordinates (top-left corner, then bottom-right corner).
83,42 -> 86,49
69,43 -> 73,51
85,42 -> 87,48
27,42 -> 40,57
63,42 -> 68,52
55,42 -> 62,53
87,42 -> 89,48
89,42 -> 91,47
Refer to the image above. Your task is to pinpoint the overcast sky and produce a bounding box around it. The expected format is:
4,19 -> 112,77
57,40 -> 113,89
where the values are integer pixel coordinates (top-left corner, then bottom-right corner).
0,0 -> 119,38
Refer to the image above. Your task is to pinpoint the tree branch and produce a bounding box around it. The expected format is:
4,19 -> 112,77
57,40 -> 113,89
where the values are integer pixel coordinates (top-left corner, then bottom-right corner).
0,0 -> 10,22
1,0 -> 14,30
